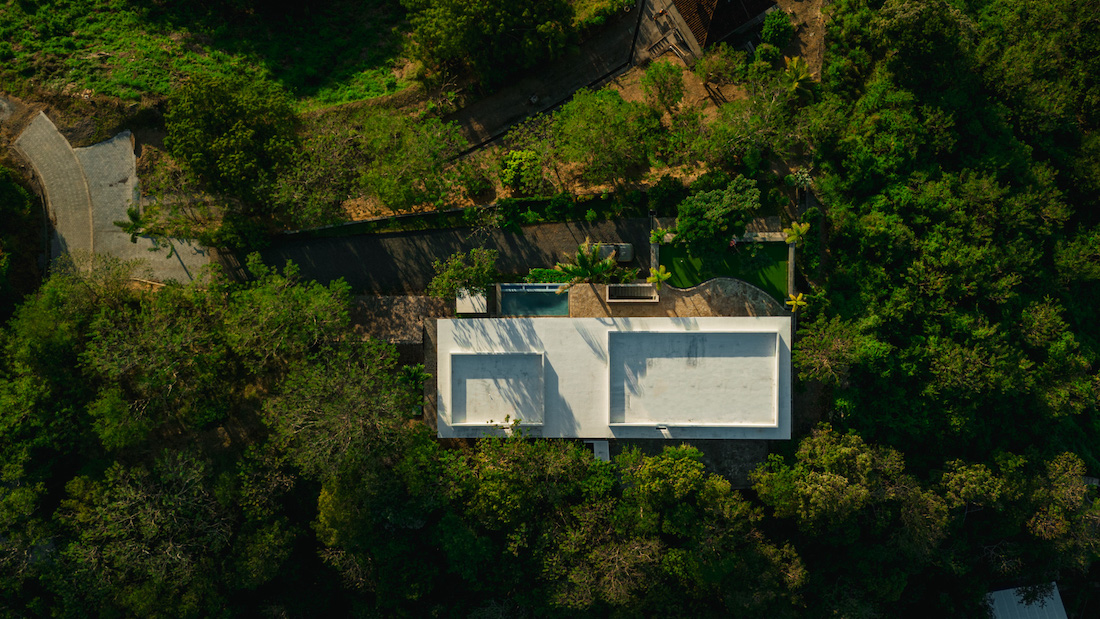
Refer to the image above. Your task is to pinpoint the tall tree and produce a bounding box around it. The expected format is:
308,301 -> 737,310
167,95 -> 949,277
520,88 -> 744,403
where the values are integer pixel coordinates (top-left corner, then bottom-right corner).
165,73 -> 297,208
641,59 -> 685,114
401,0 -> 572,84
673,174 -> 760,256
556,88 -> 660,187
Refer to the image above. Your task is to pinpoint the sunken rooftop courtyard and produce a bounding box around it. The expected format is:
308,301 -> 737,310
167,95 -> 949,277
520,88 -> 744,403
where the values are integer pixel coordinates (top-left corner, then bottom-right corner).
435,314 -> 791,441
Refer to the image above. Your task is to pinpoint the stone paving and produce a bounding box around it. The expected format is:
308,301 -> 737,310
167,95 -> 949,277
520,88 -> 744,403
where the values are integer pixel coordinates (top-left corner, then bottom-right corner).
12,111 -> 209,282
569,278 -> 786,318
14,113 -> 94,256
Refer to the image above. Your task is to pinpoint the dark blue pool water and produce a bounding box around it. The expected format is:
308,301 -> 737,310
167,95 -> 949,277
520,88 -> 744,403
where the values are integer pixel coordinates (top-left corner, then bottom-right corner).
499,283 -> 570,316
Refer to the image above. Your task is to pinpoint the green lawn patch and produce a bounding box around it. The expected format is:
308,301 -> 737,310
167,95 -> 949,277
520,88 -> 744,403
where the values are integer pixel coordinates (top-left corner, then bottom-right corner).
0,0 -> 407,107
659,242 -> 789,301
570,0 -> 634,29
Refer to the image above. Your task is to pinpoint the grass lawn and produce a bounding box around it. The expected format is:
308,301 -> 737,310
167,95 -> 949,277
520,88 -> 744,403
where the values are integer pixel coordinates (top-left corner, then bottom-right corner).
570,0 -> 634,28
659,242 -> 789,301
0,0 -> 407,107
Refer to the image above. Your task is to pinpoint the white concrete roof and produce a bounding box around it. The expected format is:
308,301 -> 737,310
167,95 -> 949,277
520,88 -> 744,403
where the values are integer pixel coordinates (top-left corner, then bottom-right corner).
436,316 -> 791,439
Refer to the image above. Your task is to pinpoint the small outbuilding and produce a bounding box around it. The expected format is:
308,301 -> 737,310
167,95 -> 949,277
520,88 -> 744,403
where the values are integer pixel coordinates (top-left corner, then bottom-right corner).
987,584 -> 1068,619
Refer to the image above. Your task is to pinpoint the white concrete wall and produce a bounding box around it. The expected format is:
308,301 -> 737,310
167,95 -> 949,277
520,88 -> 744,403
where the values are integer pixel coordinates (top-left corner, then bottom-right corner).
437,316 -> 791,440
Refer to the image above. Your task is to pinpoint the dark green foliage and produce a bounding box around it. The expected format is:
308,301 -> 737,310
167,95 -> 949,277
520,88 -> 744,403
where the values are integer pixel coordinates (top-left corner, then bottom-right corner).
754,42 -> 782,64
54,452 -> 233,616
428,248 -> 500,298
312,436 -> 805,616
641,59 -> 685,113
524,267 -> 573,284
673,174 -> 760,255
401,0 -> 573,85
165,73 -> 297,207
0,167 -> 39,321
556,88 -> 660,186
761,10 -> 795,49
264,339 -> 418,480
647,174 -> 688,216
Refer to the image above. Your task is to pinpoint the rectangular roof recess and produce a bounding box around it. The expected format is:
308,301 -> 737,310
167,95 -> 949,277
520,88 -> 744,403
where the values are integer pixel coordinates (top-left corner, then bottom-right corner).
437,317 -> 791,440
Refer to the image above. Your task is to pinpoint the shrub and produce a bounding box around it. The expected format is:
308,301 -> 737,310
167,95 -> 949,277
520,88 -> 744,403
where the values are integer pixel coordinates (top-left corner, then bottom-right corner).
545,192 -> 576,220
456,159 -> 493,198
690,170 -> 732,193
640,59 -> 685,112
648,175 -> 688,216
499,150 -> 543,194
165,73 -> 297,208
428,249 -> 500,297
754,43 -> 781,64
761,10 -> 795,49
694,43 -> 747,85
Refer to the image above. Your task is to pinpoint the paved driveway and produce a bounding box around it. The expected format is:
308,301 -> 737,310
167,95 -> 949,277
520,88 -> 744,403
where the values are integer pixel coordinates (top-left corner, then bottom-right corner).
238,218 -> 652,294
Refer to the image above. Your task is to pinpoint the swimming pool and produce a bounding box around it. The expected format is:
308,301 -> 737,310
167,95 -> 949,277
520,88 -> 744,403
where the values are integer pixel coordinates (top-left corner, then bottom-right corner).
498,283 -> 570,316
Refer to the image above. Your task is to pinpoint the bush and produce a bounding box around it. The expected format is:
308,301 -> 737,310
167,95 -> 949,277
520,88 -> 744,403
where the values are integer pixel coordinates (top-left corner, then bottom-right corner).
456,159 -> 493,198
754,43 -> 781,64
428,249 -> 500,297
761,10 -> 795,48
525,268 -> 572,283
499,150 -> 543,194
690,170 -> 732,193
165,73 -> 297,208
545,192 -> 577,220
556,88 -> 661,186
640,59 -> 685,112
648,175 -> 688,216
693,43 -> 747,85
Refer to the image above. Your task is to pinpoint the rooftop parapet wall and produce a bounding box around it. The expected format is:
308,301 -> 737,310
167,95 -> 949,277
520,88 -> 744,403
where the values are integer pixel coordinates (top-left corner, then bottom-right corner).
436,316 -> 792,441
569,278 -> 786,319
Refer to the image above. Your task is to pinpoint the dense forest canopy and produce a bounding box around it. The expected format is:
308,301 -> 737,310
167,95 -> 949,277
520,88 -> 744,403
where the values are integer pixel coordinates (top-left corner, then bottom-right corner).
2,0 -> 1100,616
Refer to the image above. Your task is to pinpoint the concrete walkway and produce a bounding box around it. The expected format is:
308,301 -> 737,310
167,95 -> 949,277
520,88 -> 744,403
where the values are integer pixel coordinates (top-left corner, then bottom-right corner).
12,111 -> 209,282
238,218 -> 653,295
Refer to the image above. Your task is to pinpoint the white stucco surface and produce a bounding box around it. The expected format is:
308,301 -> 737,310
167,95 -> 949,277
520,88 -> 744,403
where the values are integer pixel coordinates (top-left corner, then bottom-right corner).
436,316 -> 791,440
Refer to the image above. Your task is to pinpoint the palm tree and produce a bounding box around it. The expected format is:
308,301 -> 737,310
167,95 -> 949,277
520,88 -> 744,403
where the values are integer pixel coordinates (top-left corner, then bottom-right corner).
647,265 -> 672,291
786,292 -> 808,312
783,56 -> 814,103
783,221 -> 811,246
553,238 -> 621,293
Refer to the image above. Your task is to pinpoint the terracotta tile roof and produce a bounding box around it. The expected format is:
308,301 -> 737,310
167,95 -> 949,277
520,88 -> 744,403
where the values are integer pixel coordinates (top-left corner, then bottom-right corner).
671,0 -> 776,48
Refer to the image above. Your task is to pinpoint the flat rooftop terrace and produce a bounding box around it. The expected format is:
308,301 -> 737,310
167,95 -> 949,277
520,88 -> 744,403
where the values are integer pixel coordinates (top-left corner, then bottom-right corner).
436,316 -> 791,440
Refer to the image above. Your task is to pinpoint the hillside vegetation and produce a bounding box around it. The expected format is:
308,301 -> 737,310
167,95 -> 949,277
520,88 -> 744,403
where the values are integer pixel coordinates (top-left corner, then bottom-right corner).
2,0 -> 1100,616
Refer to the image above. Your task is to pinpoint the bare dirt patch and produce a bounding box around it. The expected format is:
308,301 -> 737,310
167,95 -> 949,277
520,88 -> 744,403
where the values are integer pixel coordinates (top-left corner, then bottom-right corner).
776,0 -> 829,79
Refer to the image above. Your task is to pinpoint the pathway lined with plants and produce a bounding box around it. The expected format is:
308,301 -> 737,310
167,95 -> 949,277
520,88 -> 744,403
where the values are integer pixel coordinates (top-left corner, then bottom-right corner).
239,218 -> 653,295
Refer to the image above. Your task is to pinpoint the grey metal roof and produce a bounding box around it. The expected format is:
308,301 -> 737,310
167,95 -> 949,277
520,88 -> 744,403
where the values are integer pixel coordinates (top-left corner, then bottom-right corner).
988,585 -> 1068,619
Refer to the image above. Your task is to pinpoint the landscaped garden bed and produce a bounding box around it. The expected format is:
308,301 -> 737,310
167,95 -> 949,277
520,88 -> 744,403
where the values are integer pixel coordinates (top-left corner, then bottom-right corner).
659,241 -> 788,301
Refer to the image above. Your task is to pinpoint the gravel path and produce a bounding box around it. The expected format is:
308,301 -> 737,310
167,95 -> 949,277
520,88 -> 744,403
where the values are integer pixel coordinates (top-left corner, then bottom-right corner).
243,218 -> 653,295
